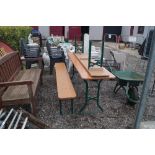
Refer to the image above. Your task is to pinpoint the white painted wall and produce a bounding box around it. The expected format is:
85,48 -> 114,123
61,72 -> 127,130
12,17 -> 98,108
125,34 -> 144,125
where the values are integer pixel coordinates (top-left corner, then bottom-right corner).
89,26 -> 103,40
121,26 -> 130,42
38,26 -> 49,38
121,26 -> 154,44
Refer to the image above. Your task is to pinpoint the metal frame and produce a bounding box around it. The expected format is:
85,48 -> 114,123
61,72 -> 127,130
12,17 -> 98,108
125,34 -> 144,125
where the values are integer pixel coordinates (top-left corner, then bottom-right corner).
79,80 -> 103,113
134,27 -> 155,128
88,40 -> 104,68
59,99 -> 74,115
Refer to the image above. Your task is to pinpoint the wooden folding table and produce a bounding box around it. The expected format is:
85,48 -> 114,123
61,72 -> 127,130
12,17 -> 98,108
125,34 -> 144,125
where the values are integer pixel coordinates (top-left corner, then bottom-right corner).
68,52 -> 115,113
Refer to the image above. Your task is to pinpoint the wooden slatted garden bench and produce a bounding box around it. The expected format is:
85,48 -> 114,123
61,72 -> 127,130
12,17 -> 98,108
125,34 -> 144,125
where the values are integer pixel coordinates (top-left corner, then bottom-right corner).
0,51 -> 42,115
54,63 -> 76,115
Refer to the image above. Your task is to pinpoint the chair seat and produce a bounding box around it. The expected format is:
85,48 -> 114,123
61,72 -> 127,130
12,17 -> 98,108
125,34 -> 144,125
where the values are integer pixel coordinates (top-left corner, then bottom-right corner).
51,55 -> 64,59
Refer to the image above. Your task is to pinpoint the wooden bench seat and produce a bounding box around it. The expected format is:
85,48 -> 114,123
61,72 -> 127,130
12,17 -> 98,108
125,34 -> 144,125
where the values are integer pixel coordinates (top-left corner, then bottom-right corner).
2,69 -> 41,101
55,63 -> 76,114
0,52 -> 42,115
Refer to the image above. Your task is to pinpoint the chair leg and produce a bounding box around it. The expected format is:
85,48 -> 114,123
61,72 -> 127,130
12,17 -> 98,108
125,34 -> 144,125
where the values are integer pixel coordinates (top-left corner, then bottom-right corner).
26,61 -> 32,69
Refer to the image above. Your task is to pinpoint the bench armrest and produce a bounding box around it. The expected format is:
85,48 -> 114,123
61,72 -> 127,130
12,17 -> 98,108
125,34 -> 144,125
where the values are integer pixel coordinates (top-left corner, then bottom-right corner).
0,80 -> 33,87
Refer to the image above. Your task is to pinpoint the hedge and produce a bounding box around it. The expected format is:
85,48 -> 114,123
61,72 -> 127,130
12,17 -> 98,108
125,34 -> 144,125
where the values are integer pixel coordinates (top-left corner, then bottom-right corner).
0,26 -> 32,51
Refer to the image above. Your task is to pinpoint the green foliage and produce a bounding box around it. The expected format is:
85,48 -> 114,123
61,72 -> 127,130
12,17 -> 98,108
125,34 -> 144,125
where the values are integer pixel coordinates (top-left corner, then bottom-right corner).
0,26 -> 32,51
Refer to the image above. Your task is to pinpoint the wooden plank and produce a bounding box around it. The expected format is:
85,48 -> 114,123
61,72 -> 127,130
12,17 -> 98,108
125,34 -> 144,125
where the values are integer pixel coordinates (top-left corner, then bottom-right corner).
75,53 -> 88,60
55,63 -> 76,99
68,52 -> 91,79
75,53 -> 114,78
89,68 -> 110,77
68,52 -> 115,80
21,109 -> 49,129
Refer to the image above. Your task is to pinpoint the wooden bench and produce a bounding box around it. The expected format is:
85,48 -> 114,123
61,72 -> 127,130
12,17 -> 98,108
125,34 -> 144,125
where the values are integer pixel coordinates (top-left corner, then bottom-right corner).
54,63 -> 76,115
0,51 -> 42,115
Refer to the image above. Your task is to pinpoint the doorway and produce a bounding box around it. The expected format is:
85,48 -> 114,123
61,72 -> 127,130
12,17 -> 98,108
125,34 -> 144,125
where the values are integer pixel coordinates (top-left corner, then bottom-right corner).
50,26 -> 65,36
103,26 -> 122,35
69,26 -> 81,41
103,26 -> 122,42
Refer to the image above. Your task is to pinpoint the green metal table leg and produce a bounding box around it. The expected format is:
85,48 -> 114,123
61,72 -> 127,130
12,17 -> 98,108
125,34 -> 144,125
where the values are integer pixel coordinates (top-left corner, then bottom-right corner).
96,80 -> 103,112
79,80 -> 89,113
79,80 -> 103,113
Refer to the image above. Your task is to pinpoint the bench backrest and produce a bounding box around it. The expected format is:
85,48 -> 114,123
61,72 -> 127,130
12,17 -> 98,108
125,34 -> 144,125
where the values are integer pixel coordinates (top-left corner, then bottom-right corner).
0,51 -> 22,83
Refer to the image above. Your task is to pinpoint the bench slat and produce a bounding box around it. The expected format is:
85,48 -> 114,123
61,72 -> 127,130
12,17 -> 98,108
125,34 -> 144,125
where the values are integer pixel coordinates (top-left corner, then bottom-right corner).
55,63 -> 76,100
2,69 -> 41,102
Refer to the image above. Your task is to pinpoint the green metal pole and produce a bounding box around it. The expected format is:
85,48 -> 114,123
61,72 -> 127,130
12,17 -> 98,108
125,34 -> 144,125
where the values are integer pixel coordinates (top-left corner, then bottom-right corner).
82,36 -> 84,53
88,41 -> 92,69
134,27 -> 155,128
100,40 -> 104,67
96,80 -> 103,111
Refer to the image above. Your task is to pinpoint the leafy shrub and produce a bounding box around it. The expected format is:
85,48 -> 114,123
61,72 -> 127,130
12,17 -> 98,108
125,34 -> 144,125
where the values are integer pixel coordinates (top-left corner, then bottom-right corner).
0,26 -> 32,51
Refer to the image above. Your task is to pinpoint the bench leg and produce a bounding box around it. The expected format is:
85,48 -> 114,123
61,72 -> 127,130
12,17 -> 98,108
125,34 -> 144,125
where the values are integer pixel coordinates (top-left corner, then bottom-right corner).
71,99 -> 74,114
31,97 -> 36,115
59,100 -> 62,115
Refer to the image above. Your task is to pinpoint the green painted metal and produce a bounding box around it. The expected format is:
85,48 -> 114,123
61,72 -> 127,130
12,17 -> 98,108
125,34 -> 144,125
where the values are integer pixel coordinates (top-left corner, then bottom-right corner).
100,40 -> 104,67
79,80 -> 89,113
112,70 -> 144,105
82,36 -> 84,53
96,80 -> 103,111
112,70 -> 144,82
59,99 -> 74,115
74,36 -> 77,53
79,80 -> 103,113
135,27 -> 155,128
88,41 -> 92,68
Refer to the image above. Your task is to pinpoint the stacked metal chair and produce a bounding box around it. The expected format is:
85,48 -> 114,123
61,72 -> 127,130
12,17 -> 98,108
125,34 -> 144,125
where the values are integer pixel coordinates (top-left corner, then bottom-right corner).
46,41 -> 65,74
19,38 -> 42,69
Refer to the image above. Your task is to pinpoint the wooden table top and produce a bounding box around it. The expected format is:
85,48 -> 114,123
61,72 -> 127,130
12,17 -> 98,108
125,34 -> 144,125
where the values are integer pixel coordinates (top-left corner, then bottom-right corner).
68,52 -> 115,80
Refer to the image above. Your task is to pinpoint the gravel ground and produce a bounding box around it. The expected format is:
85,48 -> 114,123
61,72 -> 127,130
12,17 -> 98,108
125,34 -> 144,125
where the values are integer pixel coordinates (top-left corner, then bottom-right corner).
34,49 -> 155,129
